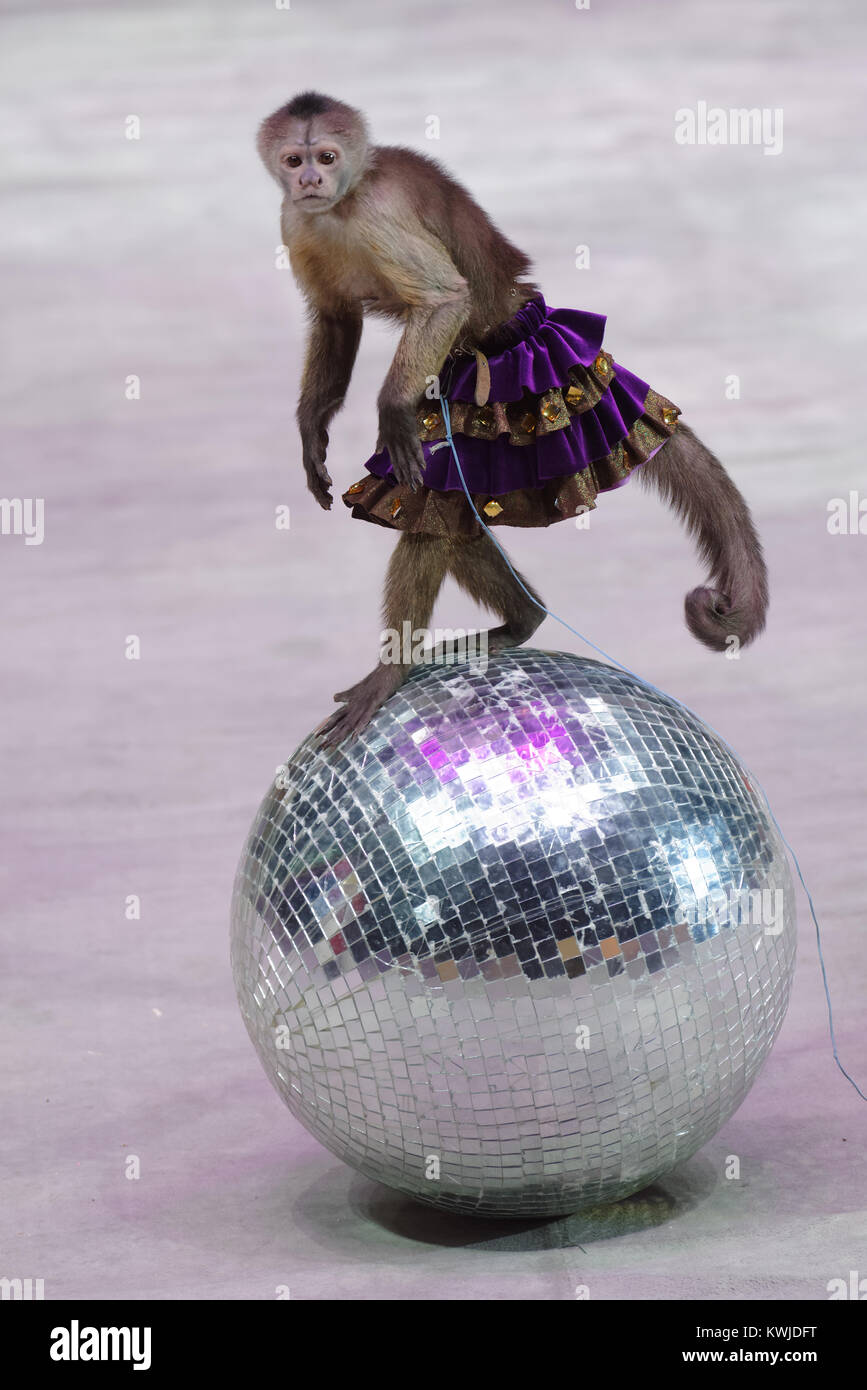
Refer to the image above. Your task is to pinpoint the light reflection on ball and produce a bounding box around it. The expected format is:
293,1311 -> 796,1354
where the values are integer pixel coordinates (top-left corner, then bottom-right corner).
231,649 -> 795,1218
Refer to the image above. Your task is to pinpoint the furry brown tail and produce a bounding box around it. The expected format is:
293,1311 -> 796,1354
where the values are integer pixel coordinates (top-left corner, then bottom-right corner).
638,422 -> 768,651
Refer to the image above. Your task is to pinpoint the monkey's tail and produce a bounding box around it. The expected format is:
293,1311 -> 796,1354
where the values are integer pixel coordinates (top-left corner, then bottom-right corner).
638,422 -> 768,651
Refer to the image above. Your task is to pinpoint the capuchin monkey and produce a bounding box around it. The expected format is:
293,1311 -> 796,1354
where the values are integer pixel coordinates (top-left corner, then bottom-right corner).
257,92 -> 768,745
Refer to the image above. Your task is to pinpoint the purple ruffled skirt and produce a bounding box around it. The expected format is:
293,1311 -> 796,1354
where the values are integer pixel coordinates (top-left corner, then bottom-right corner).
342,294 -> 681,536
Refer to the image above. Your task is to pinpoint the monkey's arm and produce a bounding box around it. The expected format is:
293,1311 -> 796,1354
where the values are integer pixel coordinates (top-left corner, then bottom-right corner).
371,227 -> 471,490
296,306 -> 363,509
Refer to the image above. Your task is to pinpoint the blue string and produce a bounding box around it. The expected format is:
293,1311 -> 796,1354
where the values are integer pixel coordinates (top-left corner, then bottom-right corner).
439,394 -> 865,1103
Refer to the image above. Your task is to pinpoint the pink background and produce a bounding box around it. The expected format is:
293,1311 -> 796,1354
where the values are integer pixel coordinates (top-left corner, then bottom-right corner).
2,0 -> 865,1299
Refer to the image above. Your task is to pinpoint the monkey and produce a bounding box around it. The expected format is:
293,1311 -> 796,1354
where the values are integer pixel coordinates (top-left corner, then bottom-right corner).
256,92 -> 768,746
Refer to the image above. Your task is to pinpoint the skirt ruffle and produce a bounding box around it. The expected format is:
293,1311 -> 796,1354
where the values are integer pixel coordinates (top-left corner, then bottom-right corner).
446,297 -> 607,401
343,293 -> 681,536
343,393 -> 680,537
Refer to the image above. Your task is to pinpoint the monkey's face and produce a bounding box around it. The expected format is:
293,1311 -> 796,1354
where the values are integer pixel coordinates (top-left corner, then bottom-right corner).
276,124 -> 355,213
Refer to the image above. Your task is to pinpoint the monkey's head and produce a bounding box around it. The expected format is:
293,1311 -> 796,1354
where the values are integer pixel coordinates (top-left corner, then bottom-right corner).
257,91 -> 370,213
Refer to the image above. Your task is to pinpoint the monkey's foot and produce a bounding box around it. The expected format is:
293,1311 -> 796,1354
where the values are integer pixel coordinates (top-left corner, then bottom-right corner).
316,665 -> 405,747
486,621 -> 541,656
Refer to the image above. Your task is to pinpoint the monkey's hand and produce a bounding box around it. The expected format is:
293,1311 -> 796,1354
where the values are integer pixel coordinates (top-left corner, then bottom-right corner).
378,403 -> 425,492
300,423 -> 333,510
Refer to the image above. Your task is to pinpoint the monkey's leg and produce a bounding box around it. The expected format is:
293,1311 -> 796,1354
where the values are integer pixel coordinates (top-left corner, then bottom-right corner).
446,532 -> 545,653
317,532 -> 452,747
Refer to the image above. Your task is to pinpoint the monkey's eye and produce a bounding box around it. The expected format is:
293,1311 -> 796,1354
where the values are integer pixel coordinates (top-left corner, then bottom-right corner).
282,154 -> 302,168
318,151 -> 337,164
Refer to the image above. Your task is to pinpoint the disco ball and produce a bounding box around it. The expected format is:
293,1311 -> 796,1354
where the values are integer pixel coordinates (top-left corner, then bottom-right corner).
230,649 -> 796,1218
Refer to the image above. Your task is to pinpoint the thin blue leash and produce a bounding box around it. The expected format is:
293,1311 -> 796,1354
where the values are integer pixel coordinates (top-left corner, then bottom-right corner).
438,394 -> 866,1103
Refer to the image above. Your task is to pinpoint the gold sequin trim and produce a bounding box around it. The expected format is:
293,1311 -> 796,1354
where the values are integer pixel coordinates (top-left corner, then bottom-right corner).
415,358 -> 622,447
345,383 -> 682,537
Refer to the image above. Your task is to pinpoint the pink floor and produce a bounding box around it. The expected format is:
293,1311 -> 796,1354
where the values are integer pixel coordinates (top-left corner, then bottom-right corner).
2,0 -> 866,1298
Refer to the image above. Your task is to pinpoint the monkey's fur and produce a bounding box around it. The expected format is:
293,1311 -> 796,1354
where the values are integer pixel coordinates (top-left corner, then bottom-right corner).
257,92 -> 768,744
